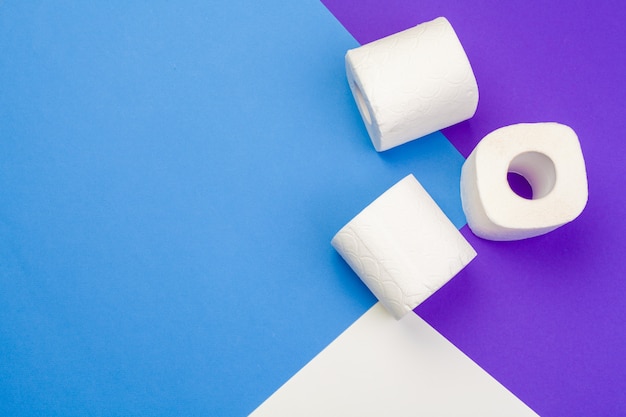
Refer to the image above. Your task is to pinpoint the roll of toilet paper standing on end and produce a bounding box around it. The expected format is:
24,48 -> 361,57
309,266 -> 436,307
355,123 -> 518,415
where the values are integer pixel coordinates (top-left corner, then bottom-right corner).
332,175 -> 477,319
461,122 -> 588,241
346,17 -> 479,152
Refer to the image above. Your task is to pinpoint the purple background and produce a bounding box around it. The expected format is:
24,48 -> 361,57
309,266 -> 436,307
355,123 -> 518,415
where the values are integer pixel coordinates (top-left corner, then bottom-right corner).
322,1 -> 626,416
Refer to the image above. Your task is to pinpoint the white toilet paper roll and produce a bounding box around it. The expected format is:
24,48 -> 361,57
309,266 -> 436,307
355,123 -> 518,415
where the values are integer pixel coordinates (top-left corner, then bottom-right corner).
345,17 -> 479,152
460,123 -> 588,241
332,175 -> 477,319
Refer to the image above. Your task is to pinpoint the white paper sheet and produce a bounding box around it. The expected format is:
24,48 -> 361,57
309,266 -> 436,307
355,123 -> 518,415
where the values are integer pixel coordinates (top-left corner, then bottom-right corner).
249,303 -> 538,416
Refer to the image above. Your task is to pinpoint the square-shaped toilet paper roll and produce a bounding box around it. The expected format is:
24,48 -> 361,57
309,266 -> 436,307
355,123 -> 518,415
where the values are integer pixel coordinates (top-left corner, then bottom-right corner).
331,175 -> 477,319
346,17 -> 479,152
460,122 -> 588,241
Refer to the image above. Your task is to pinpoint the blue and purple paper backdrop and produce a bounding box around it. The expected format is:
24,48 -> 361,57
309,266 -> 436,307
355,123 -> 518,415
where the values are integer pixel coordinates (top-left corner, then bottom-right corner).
323,1 -> 626,415
1,1 -> 625,416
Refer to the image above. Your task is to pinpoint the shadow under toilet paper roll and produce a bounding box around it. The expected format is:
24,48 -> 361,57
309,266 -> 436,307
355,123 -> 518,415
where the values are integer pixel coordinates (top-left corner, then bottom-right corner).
460,123 -> 588,241
331,175 -> 477,319
345,17 -> 479,152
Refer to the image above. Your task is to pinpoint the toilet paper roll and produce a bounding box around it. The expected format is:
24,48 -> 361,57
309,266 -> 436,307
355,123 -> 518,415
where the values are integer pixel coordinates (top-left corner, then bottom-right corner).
460,123 -> 588,241
345,17 -> 479,152
331,175 -> 477,319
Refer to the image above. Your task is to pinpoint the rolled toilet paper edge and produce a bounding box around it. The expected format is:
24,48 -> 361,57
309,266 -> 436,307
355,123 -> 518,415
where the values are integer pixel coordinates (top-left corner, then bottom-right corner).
345,16 -> 479,152
461,122 -> 588,241
345,54 -> 384,151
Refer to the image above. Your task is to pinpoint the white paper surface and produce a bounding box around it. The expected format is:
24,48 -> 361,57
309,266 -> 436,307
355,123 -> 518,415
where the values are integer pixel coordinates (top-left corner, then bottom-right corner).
346,17 -> 479,152
249,303 -> 538,417
332,174 -> 476,319
461,122 -> 588,240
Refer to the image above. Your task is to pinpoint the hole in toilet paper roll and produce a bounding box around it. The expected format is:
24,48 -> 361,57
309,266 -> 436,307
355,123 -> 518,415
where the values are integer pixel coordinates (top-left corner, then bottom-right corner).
352,82 -> 372,125
507,173 -> 533,199
507,151 -> 556,200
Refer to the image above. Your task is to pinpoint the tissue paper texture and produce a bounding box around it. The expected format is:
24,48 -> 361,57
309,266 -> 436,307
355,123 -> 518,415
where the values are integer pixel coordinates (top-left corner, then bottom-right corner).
461,123 -> 588,241
332,175 -> 476,319
345,17 -> 479,152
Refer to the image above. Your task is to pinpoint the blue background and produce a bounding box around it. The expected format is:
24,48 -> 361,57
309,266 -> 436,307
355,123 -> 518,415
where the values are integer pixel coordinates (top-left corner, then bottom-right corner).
0,2 -> 466,415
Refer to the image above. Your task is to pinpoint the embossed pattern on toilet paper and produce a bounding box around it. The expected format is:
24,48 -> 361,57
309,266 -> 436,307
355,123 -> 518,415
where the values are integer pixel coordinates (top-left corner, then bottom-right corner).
346,17 -> 479,151
332,175 -> 476,319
